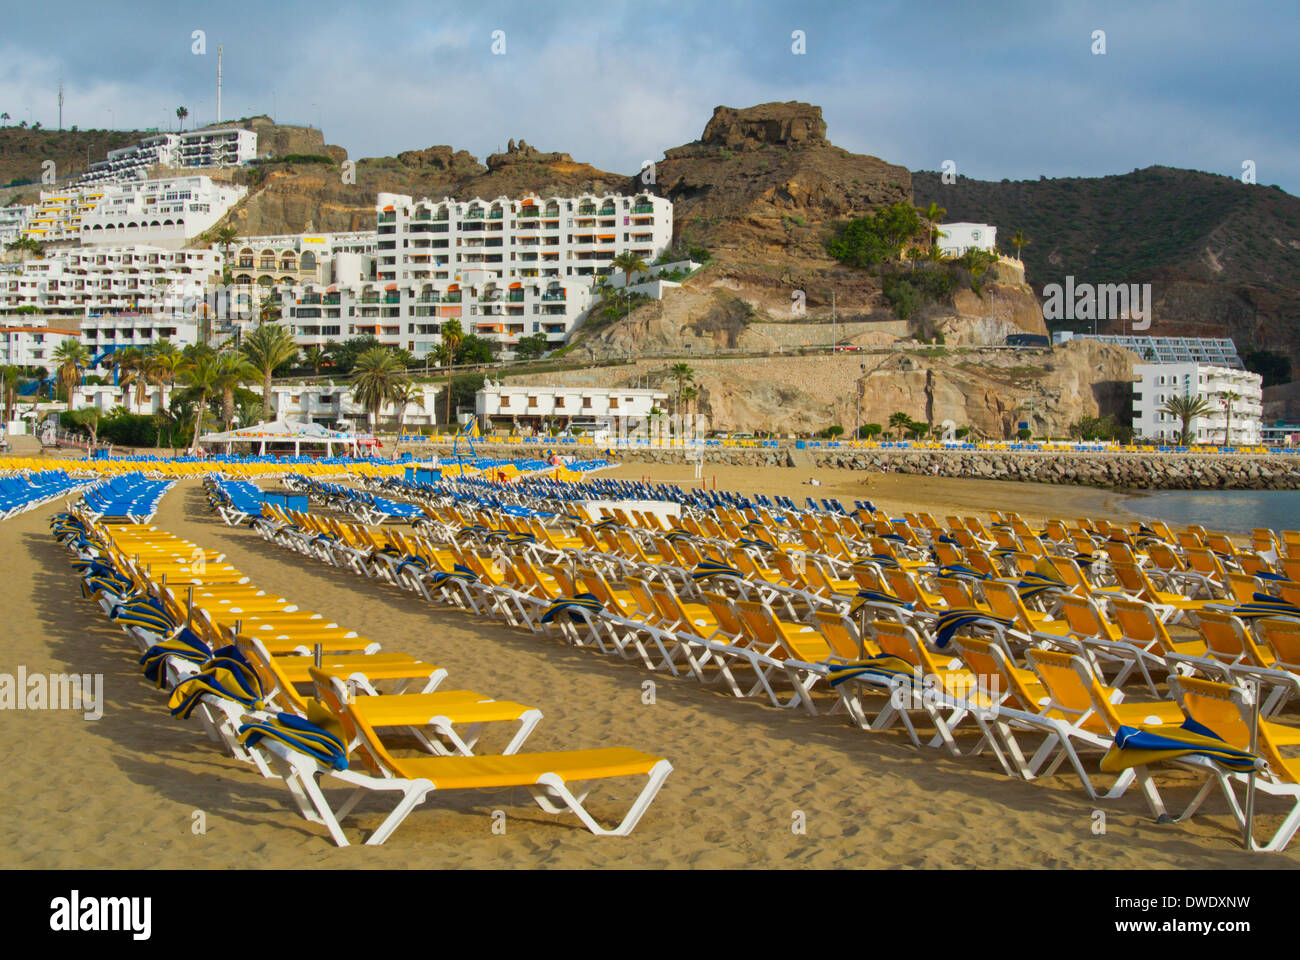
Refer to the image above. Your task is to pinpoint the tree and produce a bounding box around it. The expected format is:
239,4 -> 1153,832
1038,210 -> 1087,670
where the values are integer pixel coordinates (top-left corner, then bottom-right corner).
440,320 -> 464,424
1159,394 -> 1215,446
1,365 -> 22,423
514,332 -> 549,361
1220,390 -> 1240,447
1010,230 -> 1029,261
351,347 -> 404,431
176,106 -> 189,131
826,202 -> 925,268
389,380 -> 424,438
302,344 -> 330,375
680,384 -> 699,420
0,113 -> 8,127
113,347 -> 150,412
213,350 -> 259,428
147,339 -> 184,391
209,223 -> 241,283
858,423 -> 882,439
676,359 -> 696,411
240,323 -> 299,421
52,340 -> 90,404
454,334 -> 494,366
180,355 -> 220,451
67,407 -> 101,447
610,251 -> 649,358
918,201 -> 946,253
888,410 -> 912,440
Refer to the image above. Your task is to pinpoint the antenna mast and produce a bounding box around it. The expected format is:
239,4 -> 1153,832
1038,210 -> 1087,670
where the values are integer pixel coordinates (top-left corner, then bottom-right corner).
216,45 -> 223,124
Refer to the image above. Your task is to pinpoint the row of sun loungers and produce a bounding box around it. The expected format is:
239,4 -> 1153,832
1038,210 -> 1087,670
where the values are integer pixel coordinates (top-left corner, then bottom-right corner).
244,487 -> 1300,851
0,470 -> 91,519
50,509 -> 672,845
78,472 -> 175,523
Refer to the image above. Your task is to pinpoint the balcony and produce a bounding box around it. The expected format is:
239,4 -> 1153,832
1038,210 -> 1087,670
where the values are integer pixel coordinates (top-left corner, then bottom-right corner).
631,204 -> 654,214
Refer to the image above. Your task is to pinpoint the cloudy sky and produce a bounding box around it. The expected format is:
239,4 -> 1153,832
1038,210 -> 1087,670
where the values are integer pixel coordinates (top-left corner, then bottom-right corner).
2,0 -> 1295,191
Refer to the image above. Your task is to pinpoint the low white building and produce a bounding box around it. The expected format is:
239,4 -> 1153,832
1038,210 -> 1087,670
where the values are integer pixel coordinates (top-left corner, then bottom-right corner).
80,176 -> 247,249
0,321 -> 81,370
265,381 -> 442,430
475,380 -> 667,430
1132,363 -> 1263,445
936,222 -> 997,258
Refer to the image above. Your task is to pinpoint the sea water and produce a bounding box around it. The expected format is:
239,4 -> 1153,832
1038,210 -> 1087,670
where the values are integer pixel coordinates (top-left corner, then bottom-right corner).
1128,489 -> 1300,534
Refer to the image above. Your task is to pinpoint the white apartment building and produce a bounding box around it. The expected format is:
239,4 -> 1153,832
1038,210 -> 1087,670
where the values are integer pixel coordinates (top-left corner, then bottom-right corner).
475,382 -> 667,430
176,128 -> 258,170
80,176 -> 247,248
0,203 -> 33,246
279,272 -> 595,358
0,322 -> 80,370
1054,332 -> 1244,369
0,245 -> 220,318
21,187 -> 107,244
376,191 -> 672,284
77,128 -> 258,185
937,222 -> 997,258
1133,363 -> 1263,445
266,381 -> 442,430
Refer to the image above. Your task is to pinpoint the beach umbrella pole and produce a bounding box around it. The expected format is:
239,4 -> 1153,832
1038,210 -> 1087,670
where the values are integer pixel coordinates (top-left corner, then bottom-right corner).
1244,677 -> 1261,850
186,586 -> 193,632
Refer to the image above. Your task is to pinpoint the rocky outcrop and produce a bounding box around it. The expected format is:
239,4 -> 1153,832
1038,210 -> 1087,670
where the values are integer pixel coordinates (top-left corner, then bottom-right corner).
486,139 -> 574,170
696,102 -> 828,150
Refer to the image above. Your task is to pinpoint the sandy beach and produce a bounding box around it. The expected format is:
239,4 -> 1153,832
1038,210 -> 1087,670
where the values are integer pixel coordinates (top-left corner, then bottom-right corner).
0,466 -> 1292,869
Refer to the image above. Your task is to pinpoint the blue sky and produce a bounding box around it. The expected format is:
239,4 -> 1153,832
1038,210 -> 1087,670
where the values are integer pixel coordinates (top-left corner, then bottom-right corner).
2,0 -> 1296,192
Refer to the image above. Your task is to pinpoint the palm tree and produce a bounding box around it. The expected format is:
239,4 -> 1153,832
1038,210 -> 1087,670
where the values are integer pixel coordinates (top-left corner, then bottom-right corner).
113,347 -> 150,412
213,350 -> 259,428
2,365 -> 22,423
1010,230 -> 1029,262
1220,391 -> 1240,448
610,252 -> 648,360
918,201 -> 947,254
52,340 -> 90,405
240,323 -> 299,422
209,223 -> 241,283
439,319 -> 464,425
888,410 -> 912,441
147,339 -> 184,391
680,384 -> 699,428
176,106 -> 189,131
1160,394 -> 1215,446
302,344 -> 330,375
352,347 -> 404,432
669,362 -> 694,413
0,113 -> 8,128
180,355 -> 220,452
389,380 -> 424,439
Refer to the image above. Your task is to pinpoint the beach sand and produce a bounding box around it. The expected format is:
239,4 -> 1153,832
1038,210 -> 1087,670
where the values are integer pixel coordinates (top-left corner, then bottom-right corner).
0,471 -> 1291,869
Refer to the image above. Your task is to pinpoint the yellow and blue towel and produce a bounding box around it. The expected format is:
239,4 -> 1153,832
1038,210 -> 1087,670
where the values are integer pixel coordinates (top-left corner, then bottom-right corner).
1100,717 -> 1263,774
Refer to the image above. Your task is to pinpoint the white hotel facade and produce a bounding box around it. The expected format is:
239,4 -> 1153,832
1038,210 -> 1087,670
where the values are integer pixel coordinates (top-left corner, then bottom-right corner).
1132,363 -> 1263,445
80,176 -> 246,249
76,128 -> 258,185
278,191 -> 673,356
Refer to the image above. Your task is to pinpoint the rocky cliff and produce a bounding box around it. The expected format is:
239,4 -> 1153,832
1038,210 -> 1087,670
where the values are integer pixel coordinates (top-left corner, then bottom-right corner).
507,339 -> 1136,439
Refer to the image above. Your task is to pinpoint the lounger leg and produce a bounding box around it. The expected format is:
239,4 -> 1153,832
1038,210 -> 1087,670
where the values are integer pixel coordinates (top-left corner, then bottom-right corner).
529,761 -> 672,837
